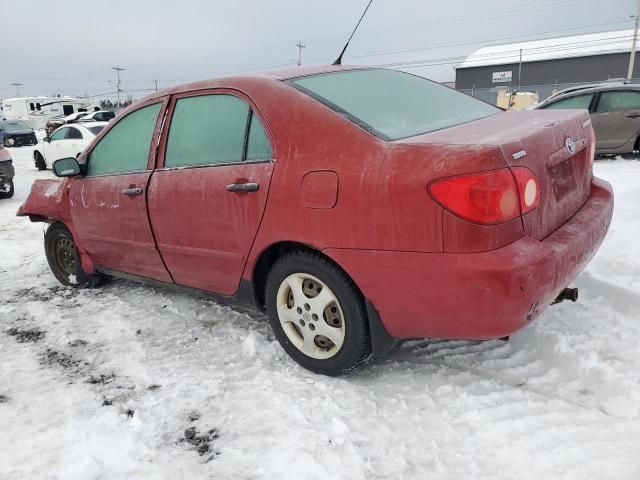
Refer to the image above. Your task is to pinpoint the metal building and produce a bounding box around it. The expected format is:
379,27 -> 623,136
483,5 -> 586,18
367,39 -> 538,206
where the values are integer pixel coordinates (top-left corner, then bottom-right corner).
455,29 -> 639,105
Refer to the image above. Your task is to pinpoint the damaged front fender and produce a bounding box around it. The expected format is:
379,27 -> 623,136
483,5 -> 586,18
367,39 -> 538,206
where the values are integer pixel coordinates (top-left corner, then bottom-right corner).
16,178 -> 96,274
17,179 -> 71,223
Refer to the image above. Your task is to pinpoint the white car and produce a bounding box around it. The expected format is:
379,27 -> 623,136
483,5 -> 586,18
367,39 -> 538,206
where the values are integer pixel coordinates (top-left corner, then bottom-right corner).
78,110 -> 116,122
33,122 -> 107,170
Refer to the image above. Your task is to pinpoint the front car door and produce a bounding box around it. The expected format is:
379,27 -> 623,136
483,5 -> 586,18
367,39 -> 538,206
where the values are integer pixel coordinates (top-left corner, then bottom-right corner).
68,99 -> 172,282
44,126 -> 72,165
590,89 -> 640,151
147,91 -> 274,295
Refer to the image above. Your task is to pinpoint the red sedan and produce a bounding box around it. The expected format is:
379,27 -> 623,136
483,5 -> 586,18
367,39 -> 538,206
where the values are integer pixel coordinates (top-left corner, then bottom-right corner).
18,66 -> 613,375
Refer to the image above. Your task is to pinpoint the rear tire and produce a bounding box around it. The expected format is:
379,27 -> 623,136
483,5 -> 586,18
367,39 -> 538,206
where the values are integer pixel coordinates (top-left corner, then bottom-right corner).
265,251 -> 371,375
0,179 -> 14,199
44,223 -> 107,287
34,151 -> 47,170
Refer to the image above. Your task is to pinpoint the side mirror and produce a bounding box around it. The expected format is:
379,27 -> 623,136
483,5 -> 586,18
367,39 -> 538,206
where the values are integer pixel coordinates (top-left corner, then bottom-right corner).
52,157 -> 82,177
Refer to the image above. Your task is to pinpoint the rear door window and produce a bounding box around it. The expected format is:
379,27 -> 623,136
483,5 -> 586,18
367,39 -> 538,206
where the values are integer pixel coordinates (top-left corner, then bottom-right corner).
246,112 -> 272,160
289,68 -> 499,140
66,127 -> 83,140
87,102 -> 161,176
595,90 -> 640,112
544,94 -> 594,110
165,94 -> 249,167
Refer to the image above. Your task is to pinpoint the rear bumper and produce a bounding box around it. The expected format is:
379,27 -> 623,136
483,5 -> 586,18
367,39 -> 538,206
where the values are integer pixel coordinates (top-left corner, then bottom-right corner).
324,177 -> 614,339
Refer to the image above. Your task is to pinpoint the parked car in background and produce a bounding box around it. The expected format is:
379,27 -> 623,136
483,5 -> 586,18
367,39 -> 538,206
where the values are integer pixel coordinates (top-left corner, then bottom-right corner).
17,66 -> 613,375
78,110 -> 115,122
33,122 -> 108,170
0,146 -> 14,198
0,120 -> 38,147
64,111 -> 93,124
45,119 -> 65,136
536,83 -> 640,156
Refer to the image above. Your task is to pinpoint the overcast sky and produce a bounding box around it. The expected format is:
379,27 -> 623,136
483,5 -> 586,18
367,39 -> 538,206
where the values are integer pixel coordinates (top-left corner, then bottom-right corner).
1,0 -> 636,100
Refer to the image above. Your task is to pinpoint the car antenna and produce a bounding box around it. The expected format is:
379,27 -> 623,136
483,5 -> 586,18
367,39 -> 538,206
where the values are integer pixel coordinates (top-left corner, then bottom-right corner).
332,0 -> 374,66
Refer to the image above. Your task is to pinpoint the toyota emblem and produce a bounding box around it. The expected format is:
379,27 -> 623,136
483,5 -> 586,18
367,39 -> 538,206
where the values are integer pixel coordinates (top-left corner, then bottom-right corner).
565,137 -> 576,154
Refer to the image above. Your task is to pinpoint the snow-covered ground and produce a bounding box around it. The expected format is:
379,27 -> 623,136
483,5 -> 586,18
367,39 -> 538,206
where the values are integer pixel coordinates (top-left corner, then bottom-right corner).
1,146 -> 639,480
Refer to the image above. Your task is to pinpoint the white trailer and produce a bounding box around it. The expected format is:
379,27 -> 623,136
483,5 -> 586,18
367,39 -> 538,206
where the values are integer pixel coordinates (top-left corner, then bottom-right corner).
0,97 -> 100,130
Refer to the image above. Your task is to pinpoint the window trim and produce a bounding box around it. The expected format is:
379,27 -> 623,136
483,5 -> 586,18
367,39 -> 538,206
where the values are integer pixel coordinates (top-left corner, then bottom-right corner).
83,98 -> 168,178
156,88 -> 274,172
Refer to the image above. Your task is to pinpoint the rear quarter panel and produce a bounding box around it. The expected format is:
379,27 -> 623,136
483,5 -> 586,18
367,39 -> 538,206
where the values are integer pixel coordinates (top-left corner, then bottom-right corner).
234,79 -> 510,278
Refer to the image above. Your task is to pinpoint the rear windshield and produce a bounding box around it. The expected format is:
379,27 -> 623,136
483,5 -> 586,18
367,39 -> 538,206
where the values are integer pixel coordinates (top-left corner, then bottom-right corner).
289,69 -> 499,140
88,125 -> 106,135
2,121 -> 31,131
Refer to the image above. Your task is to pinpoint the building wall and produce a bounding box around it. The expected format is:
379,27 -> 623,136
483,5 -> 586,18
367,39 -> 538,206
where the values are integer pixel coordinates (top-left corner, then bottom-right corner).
455,52 -> 638,90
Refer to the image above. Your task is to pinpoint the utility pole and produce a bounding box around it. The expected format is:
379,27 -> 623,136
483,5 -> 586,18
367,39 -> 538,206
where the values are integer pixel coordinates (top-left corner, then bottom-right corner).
628,1 -> 640,82
154,79 -> 158,92
10,83 -> 22,97
517,48 -> 523,91
296,41 -> 306,66
112,66 -> 125,107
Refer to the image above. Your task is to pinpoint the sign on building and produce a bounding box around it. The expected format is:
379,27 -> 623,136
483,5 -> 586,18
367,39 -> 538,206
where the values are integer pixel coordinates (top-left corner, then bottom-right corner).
492,71 -> 513,83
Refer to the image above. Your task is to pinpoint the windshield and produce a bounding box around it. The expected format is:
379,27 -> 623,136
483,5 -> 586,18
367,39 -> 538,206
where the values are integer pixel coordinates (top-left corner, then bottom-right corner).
289,69 -> 499,140
88,125 -> 105,135
2,121 -> 32,131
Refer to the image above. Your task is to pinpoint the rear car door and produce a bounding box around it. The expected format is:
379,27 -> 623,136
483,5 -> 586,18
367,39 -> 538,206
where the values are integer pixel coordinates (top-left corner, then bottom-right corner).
68,100 -> 172,281
64,126 -> 85,158
591,90 -> 640,150
148,91 -> 274,295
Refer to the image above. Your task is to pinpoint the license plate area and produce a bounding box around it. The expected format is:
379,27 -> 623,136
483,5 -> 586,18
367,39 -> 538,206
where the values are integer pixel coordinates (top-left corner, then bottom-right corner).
549,158 -> 577,200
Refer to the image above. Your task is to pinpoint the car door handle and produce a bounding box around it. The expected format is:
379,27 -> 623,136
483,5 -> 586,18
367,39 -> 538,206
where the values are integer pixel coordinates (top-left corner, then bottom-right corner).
627,113 -> 640,118
122,187 -> 143,196
226,182 -> 259,192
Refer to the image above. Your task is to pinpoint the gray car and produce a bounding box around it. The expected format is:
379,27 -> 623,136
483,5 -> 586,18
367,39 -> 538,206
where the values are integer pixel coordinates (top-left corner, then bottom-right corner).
535,83 -> 640,156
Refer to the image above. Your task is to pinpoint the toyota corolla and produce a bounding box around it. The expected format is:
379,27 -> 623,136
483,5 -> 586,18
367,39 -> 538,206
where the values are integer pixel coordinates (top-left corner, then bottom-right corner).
17,66 -> 613,375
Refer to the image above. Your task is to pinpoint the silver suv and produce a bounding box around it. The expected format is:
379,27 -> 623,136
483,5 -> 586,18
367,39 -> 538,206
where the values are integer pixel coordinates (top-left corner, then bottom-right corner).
536,83 -> 640,156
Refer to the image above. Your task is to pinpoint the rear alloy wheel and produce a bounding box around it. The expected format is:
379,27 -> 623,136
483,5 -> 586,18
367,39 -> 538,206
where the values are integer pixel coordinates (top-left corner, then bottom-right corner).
44,223 -> 106,287
34,151 -> 47,170
0,179 -> 14,199
265,252 -> 371,375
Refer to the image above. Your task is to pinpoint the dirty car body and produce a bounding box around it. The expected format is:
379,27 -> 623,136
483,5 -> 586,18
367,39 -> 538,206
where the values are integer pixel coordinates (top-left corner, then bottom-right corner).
17,66 -> 614,374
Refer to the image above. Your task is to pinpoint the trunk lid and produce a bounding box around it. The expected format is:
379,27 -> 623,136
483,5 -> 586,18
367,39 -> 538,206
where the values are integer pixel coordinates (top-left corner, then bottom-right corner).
398,109 -> 594,240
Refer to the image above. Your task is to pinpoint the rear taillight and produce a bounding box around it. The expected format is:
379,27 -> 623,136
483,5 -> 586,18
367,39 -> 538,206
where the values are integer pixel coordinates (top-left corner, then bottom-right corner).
511,167 -> 540,214
587,131 -> 596,167
429,168 -> 540,225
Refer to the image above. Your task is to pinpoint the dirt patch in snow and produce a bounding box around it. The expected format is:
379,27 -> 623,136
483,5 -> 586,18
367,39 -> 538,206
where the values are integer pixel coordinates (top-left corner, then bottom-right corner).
179,426 -> 220,460
6,327 -> 46,343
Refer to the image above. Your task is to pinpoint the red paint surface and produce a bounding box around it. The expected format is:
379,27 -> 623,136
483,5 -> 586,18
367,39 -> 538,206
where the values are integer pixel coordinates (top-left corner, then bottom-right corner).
17,65 -> 614,341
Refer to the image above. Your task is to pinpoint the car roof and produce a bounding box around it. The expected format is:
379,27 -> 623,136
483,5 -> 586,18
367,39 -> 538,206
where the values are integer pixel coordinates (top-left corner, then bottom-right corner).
139,64 -> 368,102
75,121 -> 109,128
